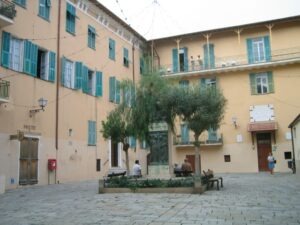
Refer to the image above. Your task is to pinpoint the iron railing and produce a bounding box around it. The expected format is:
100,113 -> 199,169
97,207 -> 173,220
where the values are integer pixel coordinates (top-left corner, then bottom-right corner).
158,46 -> 300,76
174,132 -> 223,146
0,80 -> 10,100
0,0 -> 16,20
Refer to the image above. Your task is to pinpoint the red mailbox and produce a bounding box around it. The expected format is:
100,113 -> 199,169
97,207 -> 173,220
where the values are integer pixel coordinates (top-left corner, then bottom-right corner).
48,159 -> 57,171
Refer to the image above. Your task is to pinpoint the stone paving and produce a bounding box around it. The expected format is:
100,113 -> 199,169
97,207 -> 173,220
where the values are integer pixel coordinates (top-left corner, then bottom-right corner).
0,173 -> 300,225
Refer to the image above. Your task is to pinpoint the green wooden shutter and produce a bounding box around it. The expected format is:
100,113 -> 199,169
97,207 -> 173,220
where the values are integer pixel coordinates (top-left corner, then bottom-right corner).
1,31 -> 10,68
130,86 -> 135,106
82,65 -> 88,93
140,58 -> 144,75
109,38 -> 115,60
267,71 -> 274,93
183,47 -> 188,72
48,51 -> 56,82
181,124 -> 189,144
75,62 -> 82,89
203,44 -> 215,69
208,128 -> 218,142
23,40 -> 32,75
46,0 -> 51,6
88,121 -> 96,145
209,44 -> 215,69
116,80 -> 120,104
247,38 -> 254,64
96,71 -> 102,97
172,48 -> 178,73
129,136 -> 136,148
249,73 -> 257,95
203,44 -> 209,69
61,57 -> 66,86
264,36 -> 271,62
66,3 -> 76,34
109,76 -> 116,102
30,43 -> 38,77
123,48 -> 129,67
88,25 -> 96,49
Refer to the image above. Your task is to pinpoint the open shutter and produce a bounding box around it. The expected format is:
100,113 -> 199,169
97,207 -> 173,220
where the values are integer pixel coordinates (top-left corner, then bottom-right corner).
247,38 -> 253,64
23,40 -> 32,75
61,57 -> 65,86
96,71 -> 102,97
203,44 -> 214,69
88,121 -> 93,145
203,44 -> 209,69
264,36 -> 271,62
30,43 -> 38,77
82,65 -> 88,93
109,39 -> 115,60
123,48 -> 129,67
74,62 -> 82,89
183,47 -> 188,72
267,71 -> 274,93
181,124 -> 189,144
249,73 -> 257,95
48,51 -> 56,82
109,76 -> 116,102
46,0 -> 51,6
172,48 -> 178,73
116,80 -> 120,104
140,58 -> 144,75
209,44 -> 215,69
1,31 -> 10,68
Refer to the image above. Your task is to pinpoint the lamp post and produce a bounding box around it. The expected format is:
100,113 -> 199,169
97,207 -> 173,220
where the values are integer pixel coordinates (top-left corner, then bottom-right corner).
29,98 -> 48,117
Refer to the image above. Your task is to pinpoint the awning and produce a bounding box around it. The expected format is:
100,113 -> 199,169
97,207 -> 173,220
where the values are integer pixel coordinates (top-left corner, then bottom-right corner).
247,121 -> 278,132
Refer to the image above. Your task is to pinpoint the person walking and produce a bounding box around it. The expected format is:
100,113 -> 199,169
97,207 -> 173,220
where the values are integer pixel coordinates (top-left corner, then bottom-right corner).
267,152 -> 276,175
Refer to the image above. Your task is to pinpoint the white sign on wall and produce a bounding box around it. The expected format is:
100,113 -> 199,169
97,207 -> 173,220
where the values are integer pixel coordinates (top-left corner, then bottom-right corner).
236,134 -> 243,143
249,104 -> 275,122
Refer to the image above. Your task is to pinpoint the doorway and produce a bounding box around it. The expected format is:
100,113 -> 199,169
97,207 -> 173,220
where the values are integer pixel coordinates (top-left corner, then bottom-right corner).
256,133 -> 272,171
111,142 -> 119,167
19,138 -> 39,185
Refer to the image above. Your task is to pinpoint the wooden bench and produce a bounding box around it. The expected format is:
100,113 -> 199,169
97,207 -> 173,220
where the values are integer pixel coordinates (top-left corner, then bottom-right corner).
203,170 -> 223,191
174,168 -> 193,177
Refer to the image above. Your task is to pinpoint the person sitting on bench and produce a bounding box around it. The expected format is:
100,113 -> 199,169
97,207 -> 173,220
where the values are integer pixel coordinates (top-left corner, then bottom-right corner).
181,158 -> 192,176
132,160 -> 142,178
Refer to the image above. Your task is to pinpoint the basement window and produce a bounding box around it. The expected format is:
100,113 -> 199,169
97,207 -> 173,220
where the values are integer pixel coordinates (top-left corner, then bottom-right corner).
224,155 -> 231,162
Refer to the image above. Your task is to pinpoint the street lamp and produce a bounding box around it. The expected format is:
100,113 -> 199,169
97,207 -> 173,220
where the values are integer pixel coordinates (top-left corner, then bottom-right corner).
29,97 -> 48,117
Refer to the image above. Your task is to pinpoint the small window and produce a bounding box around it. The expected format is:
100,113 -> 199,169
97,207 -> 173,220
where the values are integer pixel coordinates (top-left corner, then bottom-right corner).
224,155 -> 231,162
88,120 -> 96,146
123,48 -> 129,67
39,0 -> 51,21
87,69 -> 96,96
179,80 -> 189,88
284,152 -> 292,160
63,59 -> 75,88
249,72 -> 274,95
66,3 -> 76,34
88,25 -> 96,49
96,159 -> 101,171
13,0 -> 26,7
109,38 -> 115,60
109,76 -> 120,103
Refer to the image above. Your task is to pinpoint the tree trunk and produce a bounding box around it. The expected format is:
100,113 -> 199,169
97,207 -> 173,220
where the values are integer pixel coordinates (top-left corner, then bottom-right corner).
194,135 -> 201,180
123,143 -> 130,174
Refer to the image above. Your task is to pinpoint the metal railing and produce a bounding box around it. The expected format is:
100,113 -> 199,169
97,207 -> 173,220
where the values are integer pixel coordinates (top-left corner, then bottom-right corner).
0,80 -> 10,99
0,0 -> 16,20
158,46 -> 300,76
174,132 -> 223,146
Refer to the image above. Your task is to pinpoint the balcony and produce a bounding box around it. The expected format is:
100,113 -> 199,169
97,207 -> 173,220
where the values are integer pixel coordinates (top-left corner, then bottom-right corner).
0,80 -> 10,103
174,132 -> 223,148
158,46 -> 300,78
0,0 -> 16,27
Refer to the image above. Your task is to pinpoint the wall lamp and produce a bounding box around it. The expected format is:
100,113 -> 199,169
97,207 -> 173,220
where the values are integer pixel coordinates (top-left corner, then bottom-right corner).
29,98 -> 48,117
232,116 -> 238,128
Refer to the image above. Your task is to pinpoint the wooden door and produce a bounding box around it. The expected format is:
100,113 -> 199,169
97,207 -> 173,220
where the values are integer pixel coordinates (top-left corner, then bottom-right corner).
111,142 -> 119,167
19,138 -> 38,185
257,133 -> 272,171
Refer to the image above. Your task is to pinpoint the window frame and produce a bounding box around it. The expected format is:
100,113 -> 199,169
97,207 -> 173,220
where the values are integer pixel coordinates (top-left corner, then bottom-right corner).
13,0 -> 26,8
249,72 -> 274,95
108,38 -> 116,60
66,2 -> 76,35
38,0 -> 51,21
88,25 -> 96,49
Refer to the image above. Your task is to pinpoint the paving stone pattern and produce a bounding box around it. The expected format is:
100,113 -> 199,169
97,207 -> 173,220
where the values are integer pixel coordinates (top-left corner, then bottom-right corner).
0,173 -> 300,225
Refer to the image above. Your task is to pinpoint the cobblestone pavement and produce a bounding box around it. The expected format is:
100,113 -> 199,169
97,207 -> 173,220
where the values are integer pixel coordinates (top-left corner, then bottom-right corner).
0,173 -> 300,225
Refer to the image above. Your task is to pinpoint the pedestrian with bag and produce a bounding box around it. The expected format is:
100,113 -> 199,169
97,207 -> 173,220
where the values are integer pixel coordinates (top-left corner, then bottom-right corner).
267,152 -> 276,175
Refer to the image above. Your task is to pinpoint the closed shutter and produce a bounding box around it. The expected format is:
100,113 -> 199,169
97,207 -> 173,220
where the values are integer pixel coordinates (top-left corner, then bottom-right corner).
249,73 -> 257,95
109,76 -> 116,102
209,44 -> 215,68
75,62 -> 82,89
82,65 -> 88,93
23,40 -> 32,75
181,124 -> 189,144
46,0 -> 51,6
61,57 -> 66,86
109,39 -> 115,60
96,71 -> 102,97
66,3 -> 76,34
129,136 -> 136,148
140,57 -> 144,75
203,44 -> 215,69
88,121 -> 96,145
31,44 -> 38,77
208,128 -> 217,142
48,51 -> 56,82
183,47 -> 188,72
267,71 -> 274,93
247,38 -> 254,64
264,36 -> 271,62
1,31 -> 10,68
116,80 -> 120,104
172,48 -> 178,73
200,78 -> 206,89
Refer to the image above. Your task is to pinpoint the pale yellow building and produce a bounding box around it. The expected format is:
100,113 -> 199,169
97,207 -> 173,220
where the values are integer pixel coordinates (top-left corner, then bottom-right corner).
289,114 -> 300,175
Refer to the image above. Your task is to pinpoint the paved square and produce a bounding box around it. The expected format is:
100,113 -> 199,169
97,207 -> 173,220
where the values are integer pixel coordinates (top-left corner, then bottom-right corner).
0,173 -> 300,225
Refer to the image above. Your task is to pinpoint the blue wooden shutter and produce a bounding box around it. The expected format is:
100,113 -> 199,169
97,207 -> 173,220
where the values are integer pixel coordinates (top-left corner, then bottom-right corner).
140,58 -> 144,75
46,0 -> 51,6
88,121 -> 96,145
109,76 -> 116,102
183,47 -> 189,72
172,48 -> 178,73
82,65 -> 88,93
1,31 -> 10,68
208,128 -> 217,142
181,124 -> 189,144
204,44 -> 215,69
116,80 -> 120,104
23,40 -> 32,75
264,36 -> 271,62
267,71 -> 274,93
247,38 -> 254,64
31,43 -> 38,77
209,44 -> 215,68
66,3 -> 76,34
88,25 -> 96,49
96,71 -> 102,97
61,57 -> 66,86
203,44 -> 209,69
75,62 -> 82,89
129,136 -> 136,148
48,51 -> 56,82
109,38 -> 115,60
123,48 -> 129,67
249,73 -> 257,95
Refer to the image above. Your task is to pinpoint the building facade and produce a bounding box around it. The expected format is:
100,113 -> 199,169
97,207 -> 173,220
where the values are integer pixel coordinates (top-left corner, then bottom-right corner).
150,16 -> 300,174
289,114 -> 300,175
0,0 -> 147,190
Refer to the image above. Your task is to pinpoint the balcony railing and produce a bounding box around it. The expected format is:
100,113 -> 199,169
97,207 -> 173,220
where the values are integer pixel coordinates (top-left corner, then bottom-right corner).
158,46 -> 300,76
0,0 -> 16,20
174,133 -> 223,147
0,80 -> 10,102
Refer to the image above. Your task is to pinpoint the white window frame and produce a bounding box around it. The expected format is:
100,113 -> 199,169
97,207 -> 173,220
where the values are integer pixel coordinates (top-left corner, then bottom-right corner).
64,59 -> 75,89
256,73 -> 268,94
9,37 -> 24,72
39,49 -> 49,80
205,78 -> 216,87
252,37 -> 265,63
87,69 -> 96,96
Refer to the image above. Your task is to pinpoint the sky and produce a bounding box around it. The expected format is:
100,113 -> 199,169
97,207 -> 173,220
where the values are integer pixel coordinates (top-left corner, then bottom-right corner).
97,0 -> 300,40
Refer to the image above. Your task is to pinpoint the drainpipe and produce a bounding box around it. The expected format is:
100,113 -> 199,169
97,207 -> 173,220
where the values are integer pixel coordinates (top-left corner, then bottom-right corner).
55,0 -> 62,184
290,127 -> 296,174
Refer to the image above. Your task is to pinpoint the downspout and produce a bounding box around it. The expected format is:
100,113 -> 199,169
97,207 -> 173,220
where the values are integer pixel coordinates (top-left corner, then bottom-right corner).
55,0 -> 62,184
290,127 -> 296,174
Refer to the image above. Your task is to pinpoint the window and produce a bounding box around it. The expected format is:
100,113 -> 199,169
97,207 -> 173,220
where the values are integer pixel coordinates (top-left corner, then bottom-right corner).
249,72 -> 274,95
88,25 -> 96,49
66,2 -> 76,34
224,155 -> 231,162
200,77 -> 216,89
37,49 -> 56,82
62,58 -> 74,88
96,159 -> 101,171
129,136 -> 136,148
123,48 -> 129,67
123,84 -> 135,107
247,36 -> 271,64
140,140 -> 148,149
140,57 -> 145,75
179,80 -> 189,88
284,152 -> 292,160
9,37 -> 24,72
172,47 -> 188,73
109,76 -> 120,103
181,124 -> 189,144
88,120 -> 96,146
39,0 -> 51,20
82,68 -> 102,96
203,44 -> 215,69
207,128 -> 218,143
13,0 -> 26,7
109,38 -> 115,60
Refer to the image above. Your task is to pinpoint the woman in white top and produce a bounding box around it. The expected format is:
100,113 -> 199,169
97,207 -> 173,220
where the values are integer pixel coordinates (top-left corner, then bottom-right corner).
132,160 -> 142,178
267,152 -> 275,175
